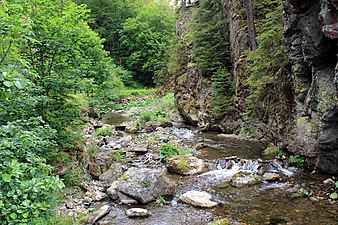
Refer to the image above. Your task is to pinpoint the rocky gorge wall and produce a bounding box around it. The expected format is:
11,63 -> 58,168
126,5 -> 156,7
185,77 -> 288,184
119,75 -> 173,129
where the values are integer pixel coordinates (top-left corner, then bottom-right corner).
174,0 -> 338,174
283,0 -> 338,173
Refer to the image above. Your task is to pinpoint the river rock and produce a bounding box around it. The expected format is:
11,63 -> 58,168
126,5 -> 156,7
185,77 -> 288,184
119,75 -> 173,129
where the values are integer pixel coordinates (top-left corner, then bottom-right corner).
125,208 -> 151,217
117,167 -> 175,204
179,190 -> 218,208
166,155 -> 205,175
92,191 -> 108,202
117,192 -> 138,205
88,162 -> 102,178
263,172 -> 281,181
97,211 -> 117,225
99,163 -> 126,184
231,172 -> 262,188
88,205 -> 111,224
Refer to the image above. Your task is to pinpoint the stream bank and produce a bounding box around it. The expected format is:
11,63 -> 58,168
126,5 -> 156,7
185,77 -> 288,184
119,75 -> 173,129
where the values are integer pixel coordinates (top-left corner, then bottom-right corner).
58,99 -> 337,225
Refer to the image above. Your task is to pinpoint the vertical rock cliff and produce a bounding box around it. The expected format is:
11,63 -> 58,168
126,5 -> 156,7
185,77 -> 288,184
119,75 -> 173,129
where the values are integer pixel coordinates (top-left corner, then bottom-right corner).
173,0 -> 338,174
283,0 -> 338,173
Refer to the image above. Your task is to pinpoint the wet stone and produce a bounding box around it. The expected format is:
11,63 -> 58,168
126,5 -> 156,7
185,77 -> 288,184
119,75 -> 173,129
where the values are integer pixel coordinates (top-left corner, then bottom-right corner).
125,208 -> 151,218
88,205 -> 111,224
179,190 -> 218,208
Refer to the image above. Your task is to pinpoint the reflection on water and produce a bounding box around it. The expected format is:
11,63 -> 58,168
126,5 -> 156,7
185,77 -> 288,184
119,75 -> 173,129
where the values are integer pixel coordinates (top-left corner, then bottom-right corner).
102,111 -> 132,125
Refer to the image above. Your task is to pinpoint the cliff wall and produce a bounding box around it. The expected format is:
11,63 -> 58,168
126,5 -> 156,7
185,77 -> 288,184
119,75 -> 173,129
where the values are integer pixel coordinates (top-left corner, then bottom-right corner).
173,0 -> 338,174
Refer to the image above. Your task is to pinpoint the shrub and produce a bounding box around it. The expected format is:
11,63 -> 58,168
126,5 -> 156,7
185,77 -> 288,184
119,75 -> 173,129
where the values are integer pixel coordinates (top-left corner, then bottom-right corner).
0,119 -> 64,224
288,154 -> 305,168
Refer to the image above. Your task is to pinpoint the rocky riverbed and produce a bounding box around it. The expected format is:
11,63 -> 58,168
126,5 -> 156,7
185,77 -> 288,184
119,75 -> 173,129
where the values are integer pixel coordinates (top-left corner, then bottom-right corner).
57,104 -> 338,225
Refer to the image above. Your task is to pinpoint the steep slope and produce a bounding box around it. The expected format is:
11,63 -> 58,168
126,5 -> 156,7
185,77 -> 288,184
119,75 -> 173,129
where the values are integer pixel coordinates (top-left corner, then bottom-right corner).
173,0 -> 338,174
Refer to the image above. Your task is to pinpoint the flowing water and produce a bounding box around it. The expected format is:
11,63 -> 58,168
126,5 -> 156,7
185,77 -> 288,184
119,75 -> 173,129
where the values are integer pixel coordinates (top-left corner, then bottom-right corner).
86,112 -> 337,225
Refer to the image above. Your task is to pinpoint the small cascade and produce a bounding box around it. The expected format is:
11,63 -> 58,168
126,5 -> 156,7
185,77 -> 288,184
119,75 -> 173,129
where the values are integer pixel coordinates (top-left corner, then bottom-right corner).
198,157 -> 294,186
172,128 -> 198,139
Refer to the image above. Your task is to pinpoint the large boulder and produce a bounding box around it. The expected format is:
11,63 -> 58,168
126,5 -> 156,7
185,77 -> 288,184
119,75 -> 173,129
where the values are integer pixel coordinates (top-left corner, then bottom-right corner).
166,155 -> 205,175
117,167 -> 175,204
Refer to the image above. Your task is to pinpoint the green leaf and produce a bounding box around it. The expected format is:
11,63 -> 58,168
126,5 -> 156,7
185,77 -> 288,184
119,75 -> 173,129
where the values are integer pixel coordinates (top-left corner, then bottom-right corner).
3,81 -> 13,87
335,181 -> 338,189
2,174 -> 11,182
10,213 -> 17,219
14,80 -> 25,89
22,212 -> 29,218
329,192 -> 338,200
22,200 -> 31,206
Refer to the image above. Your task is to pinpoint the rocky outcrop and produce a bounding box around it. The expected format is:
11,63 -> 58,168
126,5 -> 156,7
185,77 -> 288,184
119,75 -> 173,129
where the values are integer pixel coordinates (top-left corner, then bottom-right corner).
283,0 -> 338,174
174,3 -> 214,127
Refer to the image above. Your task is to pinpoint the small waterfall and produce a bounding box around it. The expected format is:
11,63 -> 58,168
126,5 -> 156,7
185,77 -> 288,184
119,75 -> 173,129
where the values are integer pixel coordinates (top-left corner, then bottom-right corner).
198,158 -> 294,186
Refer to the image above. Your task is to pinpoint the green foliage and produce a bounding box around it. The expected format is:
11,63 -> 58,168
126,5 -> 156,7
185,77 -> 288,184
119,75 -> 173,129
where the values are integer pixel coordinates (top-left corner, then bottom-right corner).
245,0 -> 292,123
329,181 -> 338,200
159,144 -> 192,163
329,192 -> 337,200
288,154 -> 305,168
111,151 -> 124,162
156,196 -> 167,206
209,218 -> 232,225
120,0 -> 175,85
0,119 -> 64,224
159,144 -> 180,162
190,0 -> 231,75
211,68 -> 234,118
92,126 -> 114,137
189,0 -> 234,118
298,188 -> 310,196
75,0 -> 142,61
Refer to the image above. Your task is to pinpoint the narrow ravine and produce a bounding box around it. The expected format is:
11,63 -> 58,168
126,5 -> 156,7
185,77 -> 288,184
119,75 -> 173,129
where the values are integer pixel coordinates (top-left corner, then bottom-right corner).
59,99 -> 338,225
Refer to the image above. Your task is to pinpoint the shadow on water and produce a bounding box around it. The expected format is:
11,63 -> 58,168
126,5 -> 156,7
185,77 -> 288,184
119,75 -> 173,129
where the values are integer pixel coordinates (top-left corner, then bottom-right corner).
102,111 -> 132,126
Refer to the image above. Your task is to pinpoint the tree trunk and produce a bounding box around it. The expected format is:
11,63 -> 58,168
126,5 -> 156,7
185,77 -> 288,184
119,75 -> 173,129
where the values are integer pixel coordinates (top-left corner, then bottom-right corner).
246,0 -> 258,50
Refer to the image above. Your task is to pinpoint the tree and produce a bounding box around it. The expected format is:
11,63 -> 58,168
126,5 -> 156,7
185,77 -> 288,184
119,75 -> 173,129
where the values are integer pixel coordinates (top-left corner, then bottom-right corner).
120,0 -> 175,85
76,0 -> 142,62
246,0 -> 258,50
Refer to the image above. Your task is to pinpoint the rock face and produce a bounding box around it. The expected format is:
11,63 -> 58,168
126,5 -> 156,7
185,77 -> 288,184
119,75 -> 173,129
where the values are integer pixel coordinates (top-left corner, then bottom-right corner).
173,0 -> 338,174
179,190 -> 218,208
117,167 -> 175,204
283,0 -> 338,174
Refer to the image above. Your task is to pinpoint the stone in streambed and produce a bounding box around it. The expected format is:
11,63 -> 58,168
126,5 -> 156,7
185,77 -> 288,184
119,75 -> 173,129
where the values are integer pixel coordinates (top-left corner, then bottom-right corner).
179,190 -> 218,208
117,167 -> 175,204
166,155 -> 205,175
125,208 -> 151,218
230,172 -> 262,188
88,205 -> 111,224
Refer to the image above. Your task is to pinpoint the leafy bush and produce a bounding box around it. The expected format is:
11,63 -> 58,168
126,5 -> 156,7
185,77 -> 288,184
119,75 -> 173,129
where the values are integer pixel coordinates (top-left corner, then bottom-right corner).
159,144 -> 192,162
288,154 -> 305,168
0,119 -> 64,224
92,126 -> 114,137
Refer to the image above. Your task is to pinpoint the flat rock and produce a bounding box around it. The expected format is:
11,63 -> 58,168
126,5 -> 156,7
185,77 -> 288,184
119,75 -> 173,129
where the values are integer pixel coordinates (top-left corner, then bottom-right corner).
263,172 -> 281,181
231,172 -> 262,188
179,190 -> 217,208
125,208 -> 151,217
118,167 -> 175,204
97,211 -> 117,225
118,192 -> 138,205
88,205 -> 111,224
166,155 -> 205,175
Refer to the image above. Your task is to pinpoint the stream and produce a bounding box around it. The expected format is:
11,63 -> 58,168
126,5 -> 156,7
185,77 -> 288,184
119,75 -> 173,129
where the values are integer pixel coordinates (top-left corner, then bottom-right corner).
60,110 -> 338,225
